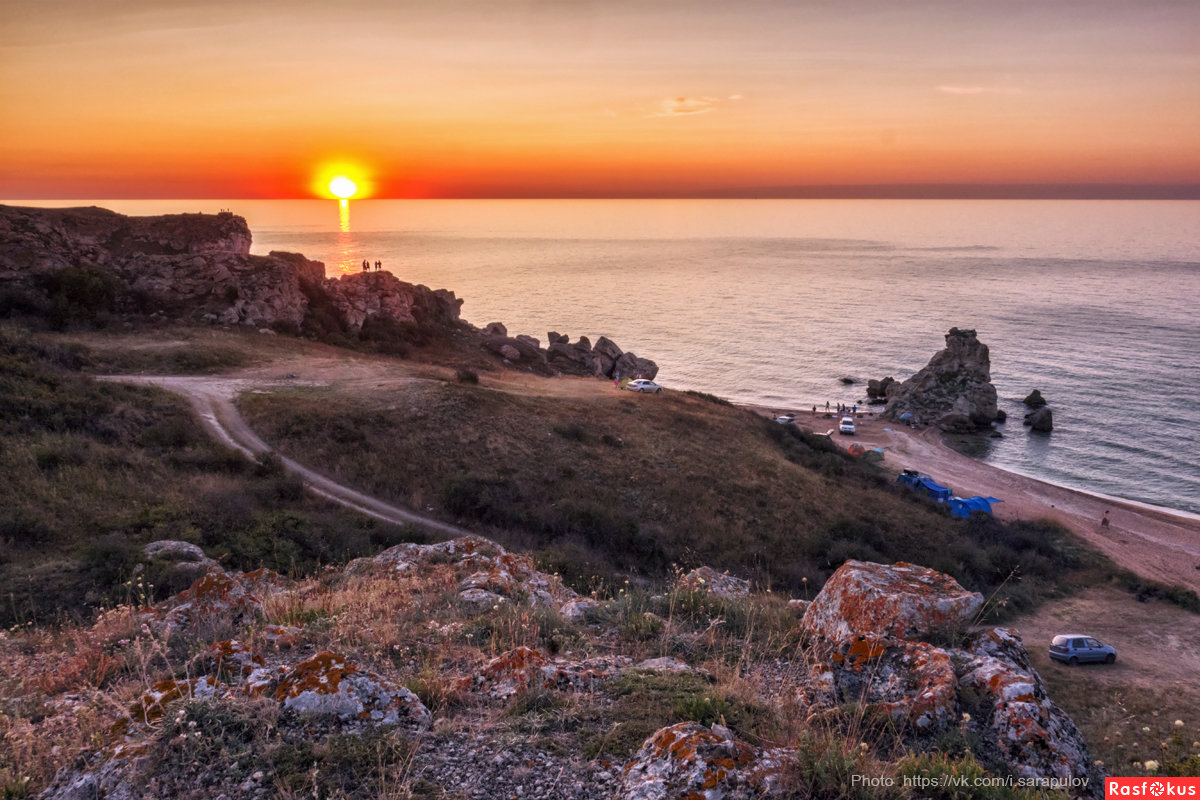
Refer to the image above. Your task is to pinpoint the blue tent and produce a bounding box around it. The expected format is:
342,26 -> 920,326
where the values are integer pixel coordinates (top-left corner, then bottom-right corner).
949,496 -> 1004,518
897,470 -> 952,503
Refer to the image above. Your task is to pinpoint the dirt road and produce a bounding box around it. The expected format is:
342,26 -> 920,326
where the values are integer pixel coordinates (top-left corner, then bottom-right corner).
104,374 -> 473,540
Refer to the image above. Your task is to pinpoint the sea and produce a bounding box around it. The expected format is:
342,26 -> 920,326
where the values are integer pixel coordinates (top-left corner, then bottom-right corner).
15,198 -> 1200,516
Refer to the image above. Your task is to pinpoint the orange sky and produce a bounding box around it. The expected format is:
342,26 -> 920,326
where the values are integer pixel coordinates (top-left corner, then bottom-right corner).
2,0 -> 1198,198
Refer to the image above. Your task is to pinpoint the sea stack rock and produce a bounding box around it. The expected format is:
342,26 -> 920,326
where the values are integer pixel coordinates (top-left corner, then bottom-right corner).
1023,389 -> 1047,408
882,328 -> 998,432
1024,407 -> 1054,433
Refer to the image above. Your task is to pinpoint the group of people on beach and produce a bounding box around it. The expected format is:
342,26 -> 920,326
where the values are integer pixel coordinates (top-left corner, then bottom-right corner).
822,401 -> 857,415
361,259 -> 383,272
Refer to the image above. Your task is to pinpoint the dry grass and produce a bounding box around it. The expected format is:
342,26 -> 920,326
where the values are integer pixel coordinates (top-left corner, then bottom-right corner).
1011,585 -> 1200,777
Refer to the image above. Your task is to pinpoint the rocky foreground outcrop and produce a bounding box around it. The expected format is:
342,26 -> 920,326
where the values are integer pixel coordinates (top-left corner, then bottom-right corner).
31,536 -> 1103,799
0,204 -> 657,379
882,327 -> 999,431
801,560 -> 1102,790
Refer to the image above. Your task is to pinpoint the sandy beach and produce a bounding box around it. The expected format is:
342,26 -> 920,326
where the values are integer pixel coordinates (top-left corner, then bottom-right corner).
777,408 -> 1200,594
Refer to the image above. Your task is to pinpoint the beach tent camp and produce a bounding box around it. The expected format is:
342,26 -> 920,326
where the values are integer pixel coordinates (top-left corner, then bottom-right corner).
897,469 -> 952,503
949,496 -> 1004,518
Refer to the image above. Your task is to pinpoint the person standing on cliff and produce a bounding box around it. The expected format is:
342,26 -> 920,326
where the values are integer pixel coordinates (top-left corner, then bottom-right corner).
361,259 -> 369,272
375,260 -> 382,271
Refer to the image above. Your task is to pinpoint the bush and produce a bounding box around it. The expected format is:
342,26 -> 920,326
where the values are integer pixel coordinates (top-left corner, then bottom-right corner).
455,367 -> 479,384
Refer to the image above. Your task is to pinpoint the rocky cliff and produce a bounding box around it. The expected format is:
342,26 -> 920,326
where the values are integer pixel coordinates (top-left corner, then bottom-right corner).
0,204 -> 462,336
882,327 -> 999,431
0,204 -> 656,378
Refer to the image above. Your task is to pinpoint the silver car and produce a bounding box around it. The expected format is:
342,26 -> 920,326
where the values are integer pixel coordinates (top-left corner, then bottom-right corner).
625,379 -> 663,393
1049,634 -> 1117,665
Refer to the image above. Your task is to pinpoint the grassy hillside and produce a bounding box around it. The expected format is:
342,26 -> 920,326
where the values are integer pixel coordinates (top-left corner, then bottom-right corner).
0,325 -> 416,627
238,376 -> 1111,618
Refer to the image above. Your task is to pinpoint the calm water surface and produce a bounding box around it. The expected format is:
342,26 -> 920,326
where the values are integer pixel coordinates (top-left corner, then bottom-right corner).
23,199 -> 1200,514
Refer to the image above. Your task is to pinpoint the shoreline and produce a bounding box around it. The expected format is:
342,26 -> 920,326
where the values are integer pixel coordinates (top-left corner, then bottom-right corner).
747,405 -> 1200,594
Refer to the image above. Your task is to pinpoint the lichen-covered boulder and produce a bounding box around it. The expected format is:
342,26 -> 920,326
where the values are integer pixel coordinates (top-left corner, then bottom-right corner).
273,651 -> 430,727
815,638 -> 959,730
619,722 -> 791,800
463,646 -> 631,699
953,628 -> 1103,787
678,566 -> 751,599
801,560 -> 982,645
137,569 -> 273,632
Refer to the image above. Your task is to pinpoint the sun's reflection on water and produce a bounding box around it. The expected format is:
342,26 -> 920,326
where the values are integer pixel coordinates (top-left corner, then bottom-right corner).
335,199 -> 357,274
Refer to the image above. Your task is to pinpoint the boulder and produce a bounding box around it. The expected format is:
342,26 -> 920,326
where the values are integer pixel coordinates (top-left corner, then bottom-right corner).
462,646 -> 631,699
613,351 -> 659,381
1022,389 -> 1047,408
799,560 -> 1100,791
619,722 -> 791,800
593,335 -> 624,361
140,540 -> 218,578
274,651 -> 430,726
867,376 -> 895,399
515,334 -> 540,350
677,566 -> 750,598
1024,407 -> 1053,432
801,560 -> 982,646
547,331 -> 569,345
483,321 -> 508,337
883,328 -> 998,431
994,409 -> 1007,423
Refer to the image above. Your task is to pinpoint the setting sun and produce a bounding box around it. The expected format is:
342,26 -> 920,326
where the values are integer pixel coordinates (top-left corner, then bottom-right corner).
328,176 -> 358,199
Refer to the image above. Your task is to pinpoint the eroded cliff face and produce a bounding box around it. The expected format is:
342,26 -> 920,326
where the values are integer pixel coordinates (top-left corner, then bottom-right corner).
882,327 -> 999,431
0,204 -> 461,335
0,205 -> 657,377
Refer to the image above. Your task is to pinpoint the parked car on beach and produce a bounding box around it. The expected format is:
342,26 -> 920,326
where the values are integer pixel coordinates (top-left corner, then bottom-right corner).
839,416 -> 856,435
625,379 -> 662,394
1049,634 -> 1117,665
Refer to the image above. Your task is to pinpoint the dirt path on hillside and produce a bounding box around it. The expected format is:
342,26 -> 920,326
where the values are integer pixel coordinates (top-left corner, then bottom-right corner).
103,374 -> 473,539
103,352 -> 1200,593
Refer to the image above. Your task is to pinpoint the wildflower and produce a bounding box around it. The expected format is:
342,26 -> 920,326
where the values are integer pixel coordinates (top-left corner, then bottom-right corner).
962,712 -> 971,723
1174,719 -> 1184,727
1144,760 -> 1159,772
1143,726 -> 1152,733
1094,760 -> 1104,767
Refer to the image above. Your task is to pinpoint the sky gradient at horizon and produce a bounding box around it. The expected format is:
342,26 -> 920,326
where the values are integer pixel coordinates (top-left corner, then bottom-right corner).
3,0 -> 1198,199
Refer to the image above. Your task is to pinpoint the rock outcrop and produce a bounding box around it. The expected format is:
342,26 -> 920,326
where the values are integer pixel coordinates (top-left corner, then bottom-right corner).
883,328 -> 999,431
1025,406 -> 1054,433
1,204 -> 661,380
322,270 -> 462,334
801,559 -> 1102,791
1023,389 -> 1048,408
31,541 -> 1105,800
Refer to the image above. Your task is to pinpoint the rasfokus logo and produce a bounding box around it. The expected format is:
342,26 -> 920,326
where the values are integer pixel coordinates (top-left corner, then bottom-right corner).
1107,778 -> 1200,797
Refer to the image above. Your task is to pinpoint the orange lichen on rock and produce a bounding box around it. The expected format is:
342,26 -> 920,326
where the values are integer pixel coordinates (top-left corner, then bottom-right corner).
273,650 -> 430,726
465,647 -> 630,699
621,722 -> 787,800
801,559 -> 982,645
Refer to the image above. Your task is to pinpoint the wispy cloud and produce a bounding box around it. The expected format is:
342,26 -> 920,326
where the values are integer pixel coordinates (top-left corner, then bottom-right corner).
650,94 -> 743,117
937,85 -> 1023,96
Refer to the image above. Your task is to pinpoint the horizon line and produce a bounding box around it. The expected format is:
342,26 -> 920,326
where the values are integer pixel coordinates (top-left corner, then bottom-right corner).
4,183 -> 1200,202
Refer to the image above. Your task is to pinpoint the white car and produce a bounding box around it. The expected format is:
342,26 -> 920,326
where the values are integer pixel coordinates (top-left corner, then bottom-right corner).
625,379 -> 663,393
839,416 -> 856,435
